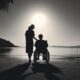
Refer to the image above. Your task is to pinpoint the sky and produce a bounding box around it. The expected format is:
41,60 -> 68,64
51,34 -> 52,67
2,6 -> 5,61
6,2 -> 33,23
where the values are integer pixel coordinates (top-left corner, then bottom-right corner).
0,0 -> 80,46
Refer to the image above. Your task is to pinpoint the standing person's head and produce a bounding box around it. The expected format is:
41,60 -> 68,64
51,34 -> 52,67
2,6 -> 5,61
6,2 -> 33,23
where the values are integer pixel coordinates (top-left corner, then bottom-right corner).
30,24 -> 35,30
38,34 -> 43,40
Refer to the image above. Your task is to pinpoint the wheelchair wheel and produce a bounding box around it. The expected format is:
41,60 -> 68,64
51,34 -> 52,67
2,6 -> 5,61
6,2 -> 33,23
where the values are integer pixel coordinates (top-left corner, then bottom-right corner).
45,52 -> 50,63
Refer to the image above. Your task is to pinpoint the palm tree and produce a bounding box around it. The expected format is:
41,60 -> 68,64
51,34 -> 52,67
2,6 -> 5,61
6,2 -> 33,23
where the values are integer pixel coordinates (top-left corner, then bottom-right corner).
0,0 -> 13,10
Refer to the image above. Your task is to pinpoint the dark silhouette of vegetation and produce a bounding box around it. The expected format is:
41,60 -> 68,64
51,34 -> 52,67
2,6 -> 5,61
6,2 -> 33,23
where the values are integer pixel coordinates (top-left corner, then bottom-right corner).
0,0 -> 13,10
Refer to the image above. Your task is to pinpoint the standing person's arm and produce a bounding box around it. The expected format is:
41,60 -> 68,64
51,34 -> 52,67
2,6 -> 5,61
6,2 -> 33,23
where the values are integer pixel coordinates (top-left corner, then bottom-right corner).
32,30 -> 38,40
33,37 -> 38,40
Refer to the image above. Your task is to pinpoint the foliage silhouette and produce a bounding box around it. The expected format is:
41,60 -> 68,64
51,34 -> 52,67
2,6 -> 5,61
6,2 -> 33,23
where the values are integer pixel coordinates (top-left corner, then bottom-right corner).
0,0 -> 13,10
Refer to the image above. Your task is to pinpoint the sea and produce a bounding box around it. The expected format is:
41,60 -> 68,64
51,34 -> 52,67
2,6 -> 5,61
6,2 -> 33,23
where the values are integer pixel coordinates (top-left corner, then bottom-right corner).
0,47 -> 80,61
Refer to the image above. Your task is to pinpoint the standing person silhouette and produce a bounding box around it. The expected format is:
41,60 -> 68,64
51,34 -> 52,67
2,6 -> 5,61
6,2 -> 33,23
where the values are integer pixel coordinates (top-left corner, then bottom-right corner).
25,24 -> 36,62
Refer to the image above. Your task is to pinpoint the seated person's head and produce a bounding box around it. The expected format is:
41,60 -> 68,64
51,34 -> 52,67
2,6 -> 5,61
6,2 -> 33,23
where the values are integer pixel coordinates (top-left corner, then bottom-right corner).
38,34 -> 43,40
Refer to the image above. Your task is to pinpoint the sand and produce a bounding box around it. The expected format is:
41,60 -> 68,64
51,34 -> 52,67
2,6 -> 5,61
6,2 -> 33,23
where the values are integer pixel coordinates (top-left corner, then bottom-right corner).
0,53 -> 80,80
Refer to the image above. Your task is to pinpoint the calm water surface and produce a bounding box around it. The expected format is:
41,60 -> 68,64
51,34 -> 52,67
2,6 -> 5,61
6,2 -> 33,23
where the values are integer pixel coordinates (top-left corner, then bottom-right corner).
0,47 -> 80,61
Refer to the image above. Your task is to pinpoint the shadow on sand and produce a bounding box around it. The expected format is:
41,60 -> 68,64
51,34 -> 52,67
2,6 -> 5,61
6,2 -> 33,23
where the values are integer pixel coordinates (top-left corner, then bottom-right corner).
31,63 -> 62,80
0,62 -> 62,80
20,63 -> 62,80
0,63 -> 30,80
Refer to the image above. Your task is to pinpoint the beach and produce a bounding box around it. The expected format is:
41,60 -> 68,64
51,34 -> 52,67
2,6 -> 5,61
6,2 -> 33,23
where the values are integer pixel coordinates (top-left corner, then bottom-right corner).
0,47 -> 80,80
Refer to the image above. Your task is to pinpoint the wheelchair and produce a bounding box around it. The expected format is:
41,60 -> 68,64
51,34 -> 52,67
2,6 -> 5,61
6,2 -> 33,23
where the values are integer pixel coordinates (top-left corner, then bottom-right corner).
34,49 -> 50,63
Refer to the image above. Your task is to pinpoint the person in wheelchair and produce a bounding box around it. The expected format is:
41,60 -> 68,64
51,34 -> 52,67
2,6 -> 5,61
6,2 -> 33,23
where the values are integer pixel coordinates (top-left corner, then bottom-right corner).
34,34 -> 49,60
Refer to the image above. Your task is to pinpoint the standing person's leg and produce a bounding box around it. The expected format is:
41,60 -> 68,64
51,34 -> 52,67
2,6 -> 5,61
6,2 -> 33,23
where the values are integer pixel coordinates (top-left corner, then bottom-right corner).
26,40 -> 33,62
26,48 -> 32,62
28,46 -> 33,62
28,53 -> 32,62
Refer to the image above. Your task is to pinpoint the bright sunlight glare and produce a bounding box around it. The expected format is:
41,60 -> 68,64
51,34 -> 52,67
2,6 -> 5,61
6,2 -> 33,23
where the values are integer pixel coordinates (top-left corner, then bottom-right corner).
31,13 -> 47,27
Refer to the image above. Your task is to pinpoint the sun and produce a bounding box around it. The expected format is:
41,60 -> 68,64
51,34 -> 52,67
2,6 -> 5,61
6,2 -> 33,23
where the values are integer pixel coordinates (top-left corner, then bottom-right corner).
31,13 -> 47,27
